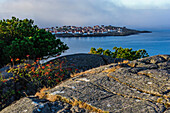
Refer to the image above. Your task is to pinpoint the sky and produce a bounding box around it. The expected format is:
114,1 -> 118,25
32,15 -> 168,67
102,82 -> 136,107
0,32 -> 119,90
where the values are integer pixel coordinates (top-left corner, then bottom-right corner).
0,0 -> 170,30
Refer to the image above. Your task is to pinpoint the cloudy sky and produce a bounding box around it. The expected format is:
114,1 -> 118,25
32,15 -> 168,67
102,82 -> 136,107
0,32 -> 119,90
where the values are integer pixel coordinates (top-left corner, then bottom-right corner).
0,0 -> 170,29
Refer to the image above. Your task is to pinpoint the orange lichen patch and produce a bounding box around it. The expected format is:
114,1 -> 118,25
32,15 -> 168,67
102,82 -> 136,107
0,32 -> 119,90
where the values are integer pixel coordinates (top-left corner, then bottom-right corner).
137,72 -> 152,76
163,95 -> 170,99
157,98 -> 164,103
123,60 -> 130,64
71,69 -> 100,78
165,102 -> 170,108
102,65 -> 122,73
128,62 -> 136,67
35,87 -> 50,99
118,60 -> 129,64
137,72 -> 153,79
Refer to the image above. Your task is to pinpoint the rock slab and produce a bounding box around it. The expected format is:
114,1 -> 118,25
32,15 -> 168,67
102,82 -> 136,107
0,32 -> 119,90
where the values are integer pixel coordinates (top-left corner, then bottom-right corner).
1,55 -> 170,113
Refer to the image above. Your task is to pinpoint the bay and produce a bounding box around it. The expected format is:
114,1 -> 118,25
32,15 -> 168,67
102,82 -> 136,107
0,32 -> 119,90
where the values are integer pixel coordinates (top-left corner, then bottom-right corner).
58,30 -> 170,57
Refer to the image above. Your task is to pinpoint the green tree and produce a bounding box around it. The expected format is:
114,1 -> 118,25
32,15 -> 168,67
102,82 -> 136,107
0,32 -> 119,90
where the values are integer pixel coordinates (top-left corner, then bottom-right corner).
96,47 -> 104,54
0,17 -> 69,67
90,47 -> 149,60
0,17 -> 37,44
103,49 -> 112,56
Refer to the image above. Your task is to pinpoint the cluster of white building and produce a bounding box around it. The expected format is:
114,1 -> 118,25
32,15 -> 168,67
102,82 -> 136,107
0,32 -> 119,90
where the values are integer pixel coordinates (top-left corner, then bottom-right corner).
43,25 -> 123,35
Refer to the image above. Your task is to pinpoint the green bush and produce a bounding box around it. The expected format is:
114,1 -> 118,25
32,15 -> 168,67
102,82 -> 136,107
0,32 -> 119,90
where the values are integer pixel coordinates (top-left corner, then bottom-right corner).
0,58 -> 78,110
0,17 -> 68,67
90,47 -> 149,60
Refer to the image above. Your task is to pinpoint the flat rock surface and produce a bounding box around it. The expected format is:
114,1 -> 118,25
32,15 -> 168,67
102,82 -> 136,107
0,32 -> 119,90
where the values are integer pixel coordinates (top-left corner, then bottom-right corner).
1,55 -> 170,113
0,97 -> 90,113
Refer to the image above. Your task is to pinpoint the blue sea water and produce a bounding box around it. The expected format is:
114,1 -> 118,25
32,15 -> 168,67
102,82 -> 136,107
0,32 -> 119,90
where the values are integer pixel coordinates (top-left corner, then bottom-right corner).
57,30 -> 170,56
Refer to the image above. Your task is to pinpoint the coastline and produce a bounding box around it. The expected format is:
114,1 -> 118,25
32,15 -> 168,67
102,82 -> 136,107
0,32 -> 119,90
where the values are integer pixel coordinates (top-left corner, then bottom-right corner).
55,30 -> 151,37
44,25 -> 152,37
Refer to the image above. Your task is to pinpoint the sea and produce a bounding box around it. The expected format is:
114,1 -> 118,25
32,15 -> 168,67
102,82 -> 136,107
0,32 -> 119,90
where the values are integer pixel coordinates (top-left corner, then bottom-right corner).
57,30 -> 170,56
41,29 -> 170,63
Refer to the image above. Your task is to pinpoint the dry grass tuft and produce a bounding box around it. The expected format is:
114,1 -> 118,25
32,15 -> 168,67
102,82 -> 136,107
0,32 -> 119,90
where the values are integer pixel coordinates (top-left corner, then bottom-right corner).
72,99 -> 106,112
71,71 -> 85,78
35,87 -> 50,99
157,98 -> 163,103
71,69 -> 98,78
72,99 -> 79,106
46,95 -> 61,102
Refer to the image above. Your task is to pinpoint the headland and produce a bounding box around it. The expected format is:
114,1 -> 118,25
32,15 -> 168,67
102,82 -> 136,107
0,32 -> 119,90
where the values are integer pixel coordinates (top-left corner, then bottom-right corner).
43,25 -> 151,37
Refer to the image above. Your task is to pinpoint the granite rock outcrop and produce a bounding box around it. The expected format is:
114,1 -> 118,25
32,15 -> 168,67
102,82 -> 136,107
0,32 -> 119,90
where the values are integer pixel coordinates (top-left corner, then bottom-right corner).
1,55 -> 170,113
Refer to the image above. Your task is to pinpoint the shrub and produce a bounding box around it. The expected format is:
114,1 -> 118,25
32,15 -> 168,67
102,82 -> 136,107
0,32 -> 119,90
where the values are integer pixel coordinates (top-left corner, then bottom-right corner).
0,57 -> 78,110
0,17 -> 68,67
89,47 -> 149,60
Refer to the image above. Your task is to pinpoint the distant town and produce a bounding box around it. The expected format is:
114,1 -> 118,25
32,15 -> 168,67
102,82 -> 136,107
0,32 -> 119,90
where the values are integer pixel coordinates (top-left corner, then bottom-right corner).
43,25 -> 151,37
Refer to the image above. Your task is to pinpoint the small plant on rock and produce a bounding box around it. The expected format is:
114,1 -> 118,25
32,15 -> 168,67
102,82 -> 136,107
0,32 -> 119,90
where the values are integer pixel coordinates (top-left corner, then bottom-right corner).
0,55 -> 78,110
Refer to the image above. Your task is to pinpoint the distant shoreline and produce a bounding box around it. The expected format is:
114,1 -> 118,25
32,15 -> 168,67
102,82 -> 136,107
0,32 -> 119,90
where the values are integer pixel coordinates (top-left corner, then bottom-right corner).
55,30 -> 151,37
43,25 -> 152,37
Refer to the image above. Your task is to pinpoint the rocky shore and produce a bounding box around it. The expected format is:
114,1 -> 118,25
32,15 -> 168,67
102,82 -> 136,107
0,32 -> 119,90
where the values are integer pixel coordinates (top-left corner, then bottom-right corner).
1,54 -> 170,113
0,54 -> 125,111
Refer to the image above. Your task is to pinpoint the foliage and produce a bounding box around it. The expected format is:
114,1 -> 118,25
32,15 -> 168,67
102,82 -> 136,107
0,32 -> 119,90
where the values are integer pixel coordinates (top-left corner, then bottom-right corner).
0,17 -> 37,44
90,47 -> 149,60
0,17 -> 68,67
3,30 -> 68,61
0,56 -> 78,109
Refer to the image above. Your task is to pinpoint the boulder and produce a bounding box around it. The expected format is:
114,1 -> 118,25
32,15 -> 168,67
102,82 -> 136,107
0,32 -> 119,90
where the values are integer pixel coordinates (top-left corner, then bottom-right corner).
51,53 -> 126,71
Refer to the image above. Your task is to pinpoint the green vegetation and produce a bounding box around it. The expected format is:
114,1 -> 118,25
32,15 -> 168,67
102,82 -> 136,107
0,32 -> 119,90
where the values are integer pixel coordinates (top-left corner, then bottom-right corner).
0,57 -> 78,109
90,47 -> 149,60
0,17 -> 68,67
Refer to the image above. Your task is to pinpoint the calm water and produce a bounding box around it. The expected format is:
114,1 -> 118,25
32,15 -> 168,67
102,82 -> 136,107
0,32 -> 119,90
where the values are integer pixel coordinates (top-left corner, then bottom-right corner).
57,30 -> 170,56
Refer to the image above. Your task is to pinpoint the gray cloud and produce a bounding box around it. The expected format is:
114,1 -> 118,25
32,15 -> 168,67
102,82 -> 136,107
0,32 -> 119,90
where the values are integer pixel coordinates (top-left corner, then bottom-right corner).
111,0 -> 170,9
0,0 -> 170,29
